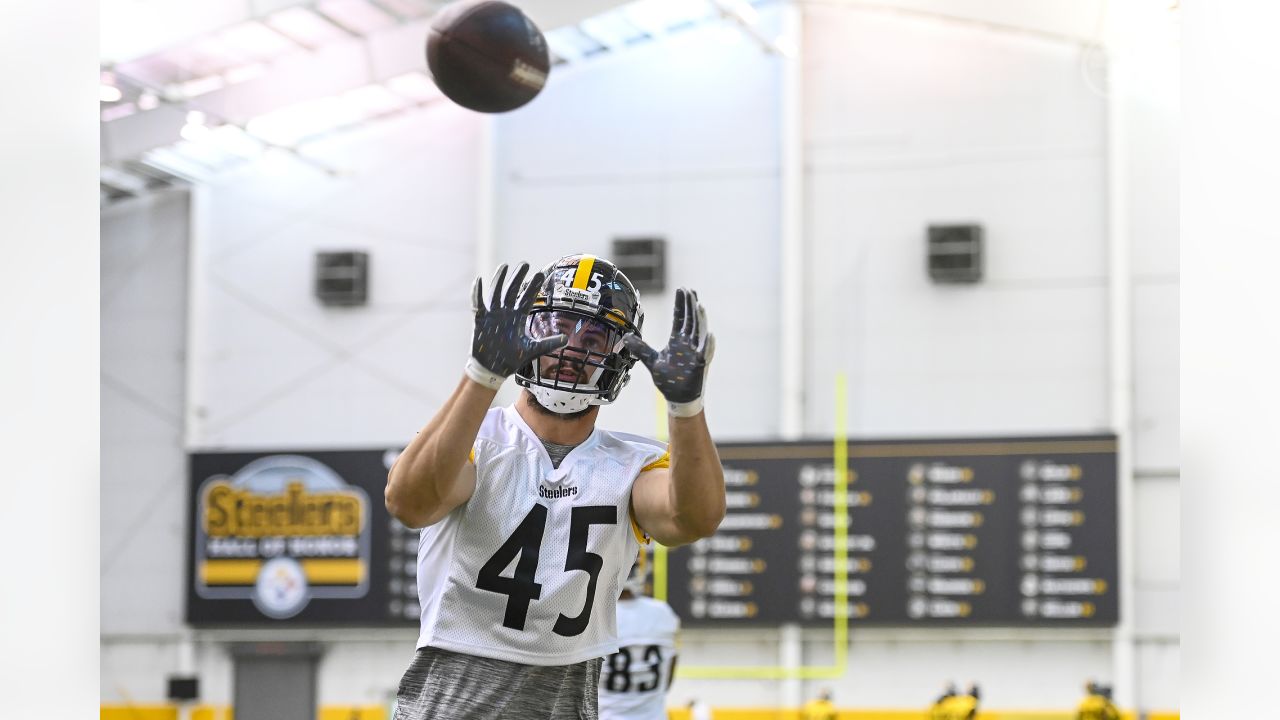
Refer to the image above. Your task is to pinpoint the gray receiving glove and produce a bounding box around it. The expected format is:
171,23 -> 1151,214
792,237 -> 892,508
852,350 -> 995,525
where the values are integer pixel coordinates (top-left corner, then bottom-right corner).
622,288 -> 716,418
464,262 -> 568,390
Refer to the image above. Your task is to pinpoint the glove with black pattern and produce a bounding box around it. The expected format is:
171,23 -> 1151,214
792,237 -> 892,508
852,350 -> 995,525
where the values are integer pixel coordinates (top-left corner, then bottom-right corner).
622,287 -> 716,417
464,262 -> 568,390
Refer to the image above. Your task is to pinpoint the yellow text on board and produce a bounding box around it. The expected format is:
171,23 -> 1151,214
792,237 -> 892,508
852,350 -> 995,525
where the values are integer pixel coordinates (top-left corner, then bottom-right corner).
203,481 -> 364,537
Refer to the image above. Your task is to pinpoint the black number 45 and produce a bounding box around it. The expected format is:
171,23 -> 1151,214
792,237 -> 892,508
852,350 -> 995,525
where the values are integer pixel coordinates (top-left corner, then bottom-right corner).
476,504 -> 616,636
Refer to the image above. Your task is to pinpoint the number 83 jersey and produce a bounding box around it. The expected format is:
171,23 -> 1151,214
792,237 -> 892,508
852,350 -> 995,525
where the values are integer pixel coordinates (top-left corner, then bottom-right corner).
415,405 -> 668,666
599,597 -> 681,720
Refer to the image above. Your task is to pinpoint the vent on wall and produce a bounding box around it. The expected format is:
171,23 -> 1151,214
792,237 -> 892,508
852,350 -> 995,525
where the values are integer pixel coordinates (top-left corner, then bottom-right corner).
167,675 -> 199,701
611,237 -> 666,293
927,224 -> 983,284
315,251 -> 369,306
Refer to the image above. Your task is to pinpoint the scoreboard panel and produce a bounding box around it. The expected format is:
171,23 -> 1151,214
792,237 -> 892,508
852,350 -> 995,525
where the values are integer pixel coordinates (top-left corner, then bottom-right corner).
662,436 -> 1118,627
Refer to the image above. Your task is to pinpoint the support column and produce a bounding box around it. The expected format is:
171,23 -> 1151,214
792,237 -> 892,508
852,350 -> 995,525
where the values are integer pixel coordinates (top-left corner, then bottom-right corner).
779,0 -> 805,441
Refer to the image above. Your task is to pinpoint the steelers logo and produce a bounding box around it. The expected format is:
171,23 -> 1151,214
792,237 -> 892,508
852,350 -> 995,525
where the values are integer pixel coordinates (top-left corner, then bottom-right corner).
253,557 -> 310,619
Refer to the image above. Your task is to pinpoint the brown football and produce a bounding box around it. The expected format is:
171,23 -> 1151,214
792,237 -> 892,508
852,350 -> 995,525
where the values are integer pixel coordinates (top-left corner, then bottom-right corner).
425,0 -> 551,113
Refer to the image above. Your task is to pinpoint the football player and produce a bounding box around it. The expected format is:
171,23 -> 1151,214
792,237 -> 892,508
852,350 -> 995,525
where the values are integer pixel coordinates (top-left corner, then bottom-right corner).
1075,681 -> 1120,720
599,553 -> 680,720
386,254 -> 724,719
801,689 -> 836,720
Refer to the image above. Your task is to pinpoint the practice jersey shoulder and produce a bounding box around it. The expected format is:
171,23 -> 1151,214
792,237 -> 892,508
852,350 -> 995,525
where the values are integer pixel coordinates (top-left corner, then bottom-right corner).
415,406 -> 668,666
471,410 -> 668,472
616,596 -> 680,647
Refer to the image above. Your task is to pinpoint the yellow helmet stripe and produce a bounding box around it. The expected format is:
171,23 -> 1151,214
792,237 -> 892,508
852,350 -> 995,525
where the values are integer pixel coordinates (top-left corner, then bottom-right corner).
571,255 -> 596,290
605,308 -> 628,327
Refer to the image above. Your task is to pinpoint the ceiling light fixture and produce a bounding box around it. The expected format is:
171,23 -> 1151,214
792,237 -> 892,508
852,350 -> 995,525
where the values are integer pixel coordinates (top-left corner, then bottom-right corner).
100,71 -> 123,102
181,110 -> 211,142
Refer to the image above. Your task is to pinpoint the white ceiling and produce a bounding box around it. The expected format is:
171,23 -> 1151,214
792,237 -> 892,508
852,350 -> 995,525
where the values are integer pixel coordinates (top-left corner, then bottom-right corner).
102,0 -> 1107,65
823,0 -> 1106,43
98,0 -> 1115,197
101,0 -> 634,64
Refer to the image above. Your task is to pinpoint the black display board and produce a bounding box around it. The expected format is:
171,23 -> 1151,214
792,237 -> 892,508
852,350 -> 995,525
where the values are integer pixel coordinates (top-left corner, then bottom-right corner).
186,449 -> 418,625
187,435 -> 1116,627
663,436 -> 1118,627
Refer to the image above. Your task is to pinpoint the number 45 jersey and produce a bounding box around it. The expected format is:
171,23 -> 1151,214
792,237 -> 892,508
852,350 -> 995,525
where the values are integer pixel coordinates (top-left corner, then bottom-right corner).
599,597 -> 681,720
415,405 -> 668,666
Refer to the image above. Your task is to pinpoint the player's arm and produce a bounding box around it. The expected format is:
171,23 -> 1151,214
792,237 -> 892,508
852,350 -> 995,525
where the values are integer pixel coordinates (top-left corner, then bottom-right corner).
385,377 -> 489,528
630,411 -> 725,545
625,289 -> 725,546
385,262 -> 566,529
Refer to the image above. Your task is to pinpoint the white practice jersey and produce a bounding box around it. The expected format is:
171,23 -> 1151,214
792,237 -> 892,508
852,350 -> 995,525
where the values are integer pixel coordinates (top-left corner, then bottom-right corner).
416,405 -> 668,666
599,597 -> 681,720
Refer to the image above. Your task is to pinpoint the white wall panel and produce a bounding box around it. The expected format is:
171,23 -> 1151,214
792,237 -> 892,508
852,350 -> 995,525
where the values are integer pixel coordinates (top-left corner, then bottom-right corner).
1133,475 -> 1179,639
1134,477 -> 1180,585
101,641 -> 184,704
506,23 -> 780,177
804,5 -> 1108,437
317,639 -> 419,707
1137,639 -> 1180,711
1133,283 -> 1178,469
822,0 -> 1107,43
1118,1 -> 1180,280
676,628 -> 1114,709
1120,0 -> 1180,472
102,189 -> 191,638
189,105 -> 482,449
671,628 -> 799,708
806,10 -> 1102,153
495,16 -> 783,440
812,633 -> 1111,709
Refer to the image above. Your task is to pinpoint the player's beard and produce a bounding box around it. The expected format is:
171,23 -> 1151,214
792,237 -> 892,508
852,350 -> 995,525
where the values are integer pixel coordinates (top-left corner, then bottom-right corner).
525,389 -> 594,420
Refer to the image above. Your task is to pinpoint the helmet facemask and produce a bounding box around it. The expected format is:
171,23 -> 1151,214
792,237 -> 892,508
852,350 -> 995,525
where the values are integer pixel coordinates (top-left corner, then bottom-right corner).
520,309 -> 636,414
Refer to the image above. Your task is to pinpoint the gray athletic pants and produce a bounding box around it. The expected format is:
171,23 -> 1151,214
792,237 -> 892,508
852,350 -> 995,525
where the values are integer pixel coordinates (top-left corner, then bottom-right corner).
394,645 -> 602,720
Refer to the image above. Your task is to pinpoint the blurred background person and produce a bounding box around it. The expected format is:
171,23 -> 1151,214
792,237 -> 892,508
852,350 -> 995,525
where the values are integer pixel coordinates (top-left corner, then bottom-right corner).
686,697 -> 712,720
929,681 -> 958,720
1076,680 -> 1120,720
801,688 -> 836,720
599,553 -> 680,720
931,682 -> 978,720
953,683 -> 980,720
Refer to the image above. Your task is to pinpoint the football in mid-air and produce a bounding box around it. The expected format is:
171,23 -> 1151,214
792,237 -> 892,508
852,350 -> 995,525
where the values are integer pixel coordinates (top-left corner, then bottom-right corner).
425,0 -> 550,113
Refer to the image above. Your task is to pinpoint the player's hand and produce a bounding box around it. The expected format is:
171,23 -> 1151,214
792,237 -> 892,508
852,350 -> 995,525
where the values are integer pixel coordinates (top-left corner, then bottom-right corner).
464,262 -> 568,390
622,288 -> 715,417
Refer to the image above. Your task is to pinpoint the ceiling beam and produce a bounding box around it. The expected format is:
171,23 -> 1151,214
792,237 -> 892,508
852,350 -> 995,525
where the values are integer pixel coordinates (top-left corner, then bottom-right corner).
100,0 -> 633,165
102,24 -> 427,164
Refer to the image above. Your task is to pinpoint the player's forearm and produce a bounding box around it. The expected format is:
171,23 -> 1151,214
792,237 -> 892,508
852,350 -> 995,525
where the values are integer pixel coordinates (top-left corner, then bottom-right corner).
385,376 -> 495,527
666,410 -> 726,541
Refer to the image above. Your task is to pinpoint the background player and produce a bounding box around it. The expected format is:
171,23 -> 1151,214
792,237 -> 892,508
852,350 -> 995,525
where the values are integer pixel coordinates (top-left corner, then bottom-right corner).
385,254 -> 725,719
598,552 -> 680,720
1076,680 -> 1120,720
801,688 -> 836,720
